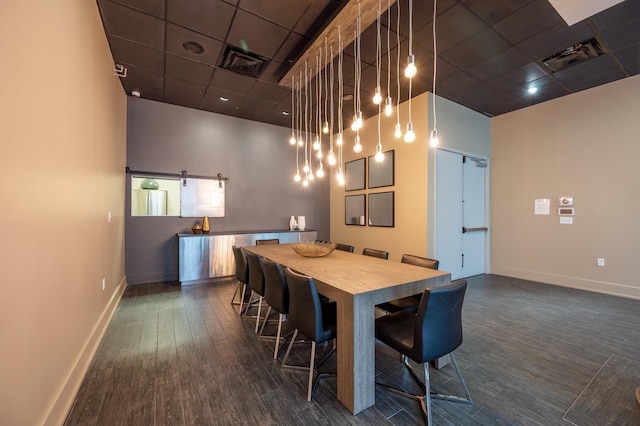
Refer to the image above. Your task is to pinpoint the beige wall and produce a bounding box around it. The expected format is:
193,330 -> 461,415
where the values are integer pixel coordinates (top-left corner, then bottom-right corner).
491,74 -> 640,299
0,1 -> 127,425
330,93 -> 430,260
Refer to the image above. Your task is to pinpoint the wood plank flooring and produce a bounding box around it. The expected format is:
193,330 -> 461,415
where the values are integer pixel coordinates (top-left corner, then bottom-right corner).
65,274 -> 640,425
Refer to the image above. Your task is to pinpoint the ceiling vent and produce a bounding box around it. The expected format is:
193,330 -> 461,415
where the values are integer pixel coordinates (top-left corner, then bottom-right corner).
539,38 -> 605,73
219,45 -> 269,78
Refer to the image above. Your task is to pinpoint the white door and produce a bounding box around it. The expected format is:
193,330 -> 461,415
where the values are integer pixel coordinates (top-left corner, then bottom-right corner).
435,150 -> 487,279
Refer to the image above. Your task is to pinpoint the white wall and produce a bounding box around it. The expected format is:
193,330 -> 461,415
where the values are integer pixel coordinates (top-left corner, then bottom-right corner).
0,1 -> 127,424
491,74 -> 640,299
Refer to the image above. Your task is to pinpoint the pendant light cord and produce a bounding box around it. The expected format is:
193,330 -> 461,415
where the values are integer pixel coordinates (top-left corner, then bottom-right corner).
432,0 -> 438,133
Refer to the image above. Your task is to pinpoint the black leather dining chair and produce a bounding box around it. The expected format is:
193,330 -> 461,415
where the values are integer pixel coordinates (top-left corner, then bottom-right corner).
256,238 -> 279,245
335,243 -> 355,253
260,257 -> 291,359
281,267 -> 337,401
362,247 -> 389,259
375,280 -> 472,425
231,246 -> 250,315
245,251 -> 269,333
377,254 -> 440,314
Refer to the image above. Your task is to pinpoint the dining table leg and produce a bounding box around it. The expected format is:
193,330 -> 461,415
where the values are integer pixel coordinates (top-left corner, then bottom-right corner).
335,292 -> 375,414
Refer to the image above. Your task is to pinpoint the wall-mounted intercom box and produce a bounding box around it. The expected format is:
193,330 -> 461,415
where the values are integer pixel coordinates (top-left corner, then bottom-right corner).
558,197 -> 574,207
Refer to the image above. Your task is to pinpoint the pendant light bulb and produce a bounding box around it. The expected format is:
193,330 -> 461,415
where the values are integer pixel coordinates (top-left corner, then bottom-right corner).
303,178 -> 309,187
430,129 -> 439,147
394,122 -> 402,138
322,121 -> 329,134
336,134 -> 343,146
375,147 -> 385,162
317,151 -> 323,160
313,138 -> 320,151
384,97 -> 393,116
337,169 -> 344,181
294,172 -> 301,182
298,139 -> 304,147
404,54 -> 417,78
328,152 -> 336,165
308,173 -> 314,181
404,122 -> 416,143
303,163 -> 310,173
356,111 -> 363,128
289,135 -> 296,145
316,165 -> 325,178
373,87 -> 382,105
353,134 -> 362,153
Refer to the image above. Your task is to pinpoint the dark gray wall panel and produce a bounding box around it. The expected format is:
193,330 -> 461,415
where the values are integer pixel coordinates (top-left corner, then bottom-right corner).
126,98 -> 329,284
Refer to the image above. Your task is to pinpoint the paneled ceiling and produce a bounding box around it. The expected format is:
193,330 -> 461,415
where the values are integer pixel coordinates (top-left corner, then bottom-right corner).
98,0 -> 640,128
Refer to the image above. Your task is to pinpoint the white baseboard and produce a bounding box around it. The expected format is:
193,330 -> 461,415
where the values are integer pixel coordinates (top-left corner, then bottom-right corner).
491,266 -> 640,300
42,276 -> 127,426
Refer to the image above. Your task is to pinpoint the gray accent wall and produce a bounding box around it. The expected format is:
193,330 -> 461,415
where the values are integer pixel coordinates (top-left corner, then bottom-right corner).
126,98 -> 329,284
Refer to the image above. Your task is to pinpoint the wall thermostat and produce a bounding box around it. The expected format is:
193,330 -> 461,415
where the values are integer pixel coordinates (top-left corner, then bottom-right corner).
558,197 -> 574,207
558,207 -> 575,216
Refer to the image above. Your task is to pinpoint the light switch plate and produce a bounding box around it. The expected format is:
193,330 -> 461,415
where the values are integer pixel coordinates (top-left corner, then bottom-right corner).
560,217 -> 573,225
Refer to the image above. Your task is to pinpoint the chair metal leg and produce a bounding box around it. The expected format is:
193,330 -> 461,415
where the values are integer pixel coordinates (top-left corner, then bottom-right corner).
282,330 -> 307,371
255,296 -> 263,332
376,352 -> 472,425
238,284 -> 247,315
307,342 -> 316,401
230,280 -> 243,307
274,313 -> 284,359
429,353 -> 473,404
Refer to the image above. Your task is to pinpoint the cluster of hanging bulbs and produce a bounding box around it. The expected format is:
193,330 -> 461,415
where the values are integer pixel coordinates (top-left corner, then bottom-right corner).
289,0 -> 433,186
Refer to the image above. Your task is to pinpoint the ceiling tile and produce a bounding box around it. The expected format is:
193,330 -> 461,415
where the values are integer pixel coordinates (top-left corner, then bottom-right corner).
119,64 -> 164,99
414,4 -> 487,53
437,72 -> 482,96
292,0 -> 336,37
209,68 -> 255,95
261,60 -> 289,84
440,28 -> 510,69
227,10 -> 291,58
554,55 -> 625,92
164,77 -> 207,109
165,23 -> 224,66
106,0 -> 165,18
552,54 -> 620,86
166,0 -> 234,41
612,43 -> 640,74
99,0 -> 165,49
459,0 -> 534,25
601,19 -> 640,52
202,88 -> 245,114
516,21 -> 594,62
239,0 -> 312,30
590,1 -> 640,32
247,81 -> 291,104
274,32 -> 309,63
107,35 -> 164,73
487,62 -> 548,91
493,0 -> 564,45
165,54 -> 214,85
466,47 -> 531,82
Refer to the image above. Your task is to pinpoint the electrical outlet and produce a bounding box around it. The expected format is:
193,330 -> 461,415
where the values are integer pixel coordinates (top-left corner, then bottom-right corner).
597,258 -> 605,267
102,278 -> 106,290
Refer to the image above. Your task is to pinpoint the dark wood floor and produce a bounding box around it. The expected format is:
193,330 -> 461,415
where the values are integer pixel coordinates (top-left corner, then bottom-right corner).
65,274 -> 640,425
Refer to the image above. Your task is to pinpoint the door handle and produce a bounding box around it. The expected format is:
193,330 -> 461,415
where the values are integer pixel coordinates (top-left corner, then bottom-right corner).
462,226 -> 488,234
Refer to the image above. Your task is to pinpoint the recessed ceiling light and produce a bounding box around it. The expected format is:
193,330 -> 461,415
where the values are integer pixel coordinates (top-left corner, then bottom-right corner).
219,96 -> 229,102
282,111 -> 290,116
528,87 -> 538,94
183,41 -> 204,55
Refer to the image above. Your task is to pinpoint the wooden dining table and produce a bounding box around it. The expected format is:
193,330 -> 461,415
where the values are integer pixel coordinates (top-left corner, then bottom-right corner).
243,243 -> 451,415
